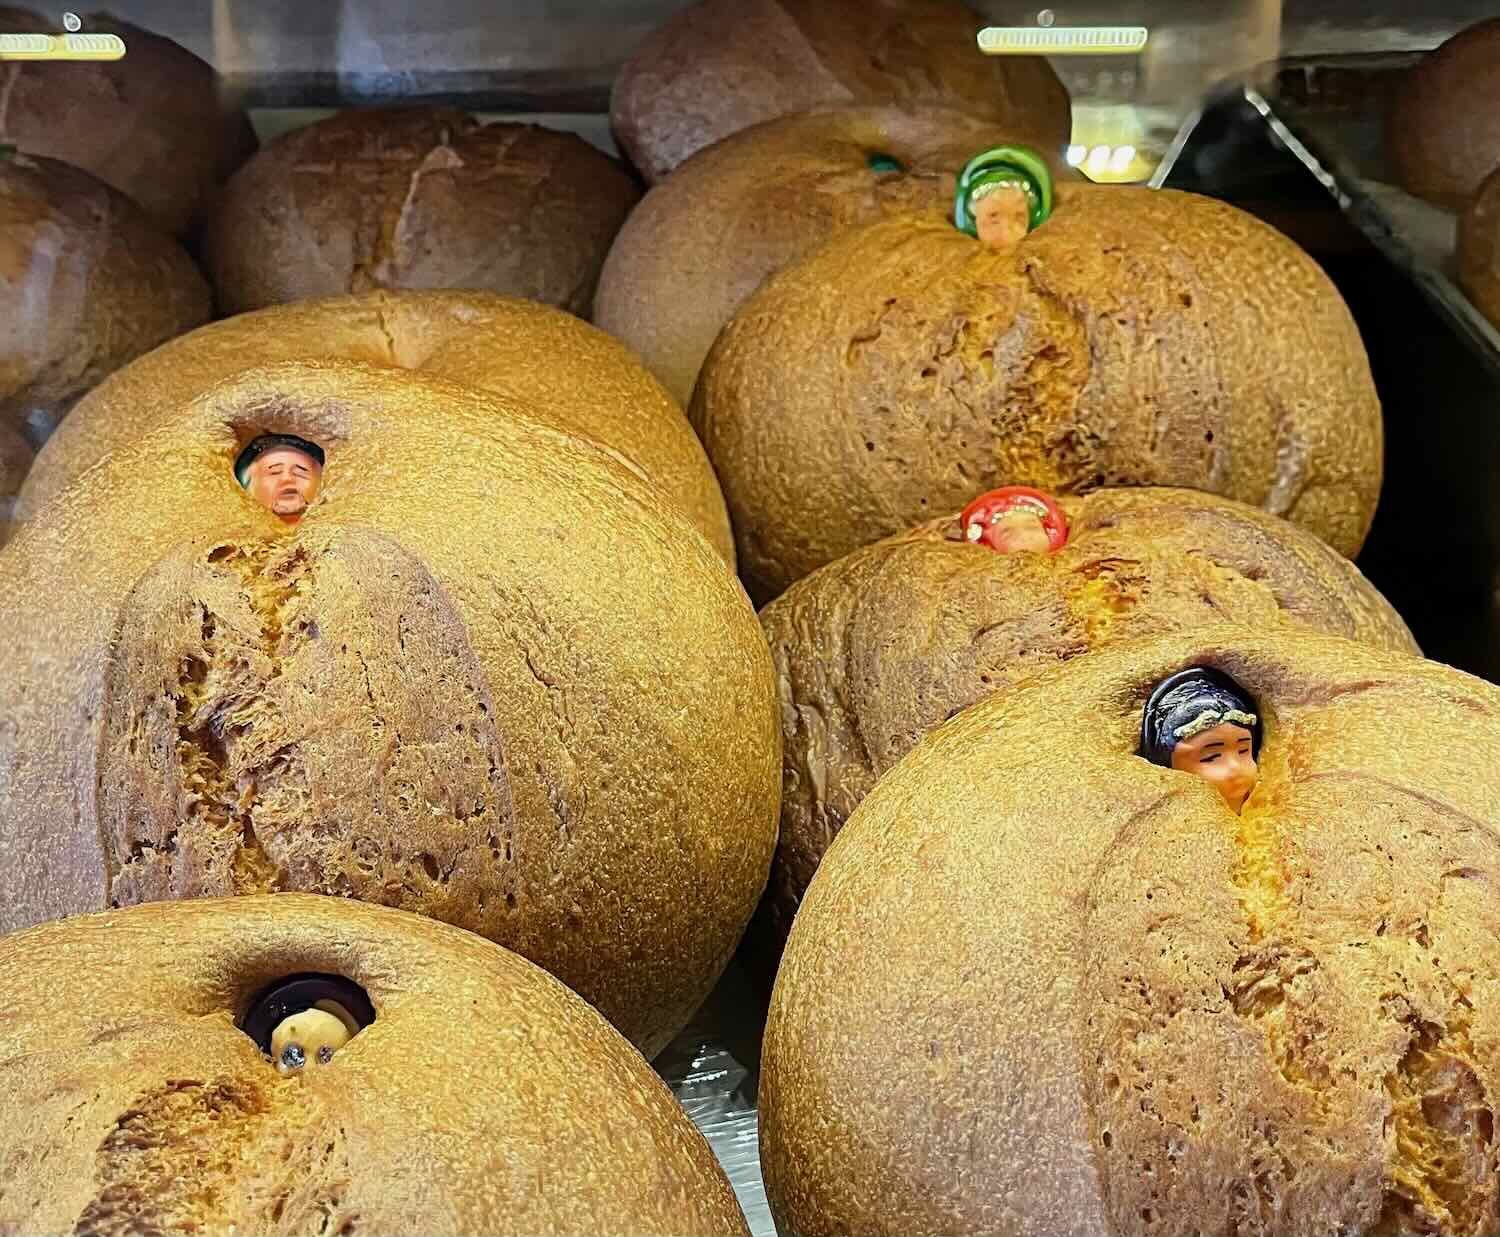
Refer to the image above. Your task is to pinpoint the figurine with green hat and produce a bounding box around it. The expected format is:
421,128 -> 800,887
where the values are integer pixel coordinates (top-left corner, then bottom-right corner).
954,145 -> 1053,250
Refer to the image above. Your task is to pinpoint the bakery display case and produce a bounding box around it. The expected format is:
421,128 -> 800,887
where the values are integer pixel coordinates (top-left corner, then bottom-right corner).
4,3 -> 1500,1235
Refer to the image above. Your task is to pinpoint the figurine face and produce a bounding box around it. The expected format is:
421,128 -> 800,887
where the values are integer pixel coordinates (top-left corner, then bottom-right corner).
973,185 -> 1031,250
270,1006 -> 355,1075
1169,721 -> 1258,813
1139,667 -> 1262,814
247,446 -> 321,521
960,486 -> 1069,555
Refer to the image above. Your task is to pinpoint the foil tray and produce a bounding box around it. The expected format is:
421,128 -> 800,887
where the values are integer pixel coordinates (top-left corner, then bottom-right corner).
1243,52 -> 1500,378
654,961 -> 774,1236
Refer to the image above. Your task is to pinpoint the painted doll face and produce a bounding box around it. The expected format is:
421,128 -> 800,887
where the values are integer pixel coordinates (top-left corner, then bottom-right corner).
247,446 -> 321,521
973,185 -> 1031,250
1170,721 -> 1258,813
960,486 -> 1069,555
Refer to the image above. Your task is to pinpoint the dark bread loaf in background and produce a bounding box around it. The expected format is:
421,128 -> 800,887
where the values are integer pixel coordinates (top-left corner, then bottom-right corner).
1459,163 -> 1500,328
610,0 -> 1070,183
0,6 -> 256,236
205,106 -> 641,317
1387,17 -> 1500,208
0,150 -> 210,431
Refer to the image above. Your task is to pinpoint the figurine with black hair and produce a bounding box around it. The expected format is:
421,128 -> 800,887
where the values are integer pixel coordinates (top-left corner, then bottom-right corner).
235,433 -> 324,523
1140,667 -> 1261,813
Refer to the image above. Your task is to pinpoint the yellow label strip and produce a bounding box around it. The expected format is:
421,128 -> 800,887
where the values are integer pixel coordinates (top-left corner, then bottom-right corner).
977,26 -> 1149,56
0,32 -> 126,60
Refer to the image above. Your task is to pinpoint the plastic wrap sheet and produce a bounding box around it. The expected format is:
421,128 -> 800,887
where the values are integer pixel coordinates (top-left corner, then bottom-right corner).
654,961 -> 774,1236
1245,53 -> 1500,377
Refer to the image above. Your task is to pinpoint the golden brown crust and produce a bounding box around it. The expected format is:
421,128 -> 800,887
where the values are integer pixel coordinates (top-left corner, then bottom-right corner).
20,290 -> 733,563
1387,18 -> 1500,208
762,629 -> 1500,1235
695,186 -> 1384,600
0,151 -> 211,428
0,8 -> 256,235
0,894 -> 749,1235
751,487 -> 1419,981
0,419 -> 30,545
0,360 -> 779,1056
610,0 -> 1069,183
1459,163 -> 1500,327
595,104 -> 1060,405
205,106 -> 640,317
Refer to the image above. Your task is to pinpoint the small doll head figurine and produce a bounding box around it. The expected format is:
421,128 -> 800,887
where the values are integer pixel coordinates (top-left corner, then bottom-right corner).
241,973 -> 374,1075
954,145 -> 1054,250
1140,667 -> 1262,813
959,486 -> 1069,555
234,433 -> 325,523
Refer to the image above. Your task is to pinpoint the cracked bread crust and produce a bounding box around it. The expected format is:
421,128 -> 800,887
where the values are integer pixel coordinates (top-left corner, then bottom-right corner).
0,151 -> 210,429
0,895 -> 749,1235
0,360 -> 779,1057
19,289 -> 732,565
751,487 -> 1419,984
595,104 -> 1064,406
693,185 -> 1384,602
204,106 -> 640,318
0,8 -> 255,237
761,630 -> 1500,1237
609,0 -> 1069,184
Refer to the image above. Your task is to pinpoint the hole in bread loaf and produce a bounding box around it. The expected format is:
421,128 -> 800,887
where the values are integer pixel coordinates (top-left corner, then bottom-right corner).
239,973 -> 376,1058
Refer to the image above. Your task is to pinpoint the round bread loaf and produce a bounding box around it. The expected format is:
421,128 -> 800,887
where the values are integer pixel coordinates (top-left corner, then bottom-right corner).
0,150 -> 210,430
752,486 -> 1418,979
0,360 -> 779,1056
20,289 -> 732,563
610,0 -> 1070,184
763,629 -> 1500,1236
0,420 -> 30,545
0,894 -> 748,1235
1459,163 -> 1500,328
695,185 -> 1384,600
205,106 -> 640,317
0,7 -> 256,236
1387,18 -> 1500,208
595,105 -> 1058,406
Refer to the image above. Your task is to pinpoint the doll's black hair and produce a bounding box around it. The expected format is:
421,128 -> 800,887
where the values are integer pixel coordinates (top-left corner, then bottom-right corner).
234,434 -> 325,488
1139,666 -> 1261,768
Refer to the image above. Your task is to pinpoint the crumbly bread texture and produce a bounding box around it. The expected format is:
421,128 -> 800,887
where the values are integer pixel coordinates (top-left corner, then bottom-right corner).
19,289 -> 732,563
695,186 -> 1384,601
1459,163 -> 1500,328
0,894 -> 750,1236
0,419 -> 30,545
610,0 -> 1069,183
762,629 -> 1500,1236
0,7 -> 256,235
0,151 -> 210,428
595,104 -> 1059,405
0,360 -> 779,1056
1387,18 -> 1500,209
751,487 -> 1419,982
205,106 -> 640,317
